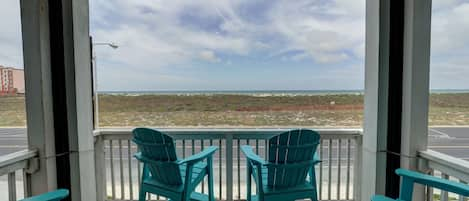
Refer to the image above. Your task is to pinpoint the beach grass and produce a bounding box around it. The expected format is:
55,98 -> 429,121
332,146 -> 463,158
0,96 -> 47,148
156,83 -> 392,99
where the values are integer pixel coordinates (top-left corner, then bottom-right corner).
1,93 -> 469,127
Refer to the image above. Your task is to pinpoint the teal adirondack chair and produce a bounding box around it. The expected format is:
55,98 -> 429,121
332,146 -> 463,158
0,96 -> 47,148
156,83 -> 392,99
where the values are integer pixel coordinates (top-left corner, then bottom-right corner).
372,168 -> 469,201
241,129 -> 321,201
132,128 -> 218,201
19,189 -> 69,201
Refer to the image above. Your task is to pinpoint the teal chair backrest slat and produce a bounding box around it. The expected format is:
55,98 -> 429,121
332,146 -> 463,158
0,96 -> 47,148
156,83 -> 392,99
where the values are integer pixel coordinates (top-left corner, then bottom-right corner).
267,129 -> 320,187
132,128 -> 182,185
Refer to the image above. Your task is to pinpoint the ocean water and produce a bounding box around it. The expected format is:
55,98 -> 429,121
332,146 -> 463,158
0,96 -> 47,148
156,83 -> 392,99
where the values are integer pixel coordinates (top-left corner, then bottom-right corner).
98,89 -> 469,96
98,90 -> 365,96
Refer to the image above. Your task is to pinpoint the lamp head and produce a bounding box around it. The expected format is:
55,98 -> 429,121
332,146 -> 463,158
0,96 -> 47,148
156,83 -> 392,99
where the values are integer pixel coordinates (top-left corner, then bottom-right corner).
109,43 -> 119,49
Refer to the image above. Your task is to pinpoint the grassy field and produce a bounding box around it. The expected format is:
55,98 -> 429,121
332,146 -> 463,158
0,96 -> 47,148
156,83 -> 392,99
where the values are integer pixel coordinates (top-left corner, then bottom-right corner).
1,93 -> 469,127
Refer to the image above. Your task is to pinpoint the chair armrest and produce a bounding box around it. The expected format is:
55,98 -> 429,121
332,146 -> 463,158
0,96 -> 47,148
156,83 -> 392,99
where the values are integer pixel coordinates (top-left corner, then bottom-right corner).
240,145 -> 266,166
178,146 -> 218,165
396,168 -> 469,197
20,189 -> 69,201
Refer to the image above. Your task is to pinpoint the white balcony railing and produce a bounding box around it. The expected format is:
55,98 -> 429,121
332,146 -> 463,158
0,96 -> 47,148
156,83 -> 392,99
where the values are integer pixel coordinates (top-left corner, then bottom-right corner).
419,150 -> 469,201
5,130 -> 469,201
4,129 -> 469,201
94,128 -> 363,201
0,149 -> 37,201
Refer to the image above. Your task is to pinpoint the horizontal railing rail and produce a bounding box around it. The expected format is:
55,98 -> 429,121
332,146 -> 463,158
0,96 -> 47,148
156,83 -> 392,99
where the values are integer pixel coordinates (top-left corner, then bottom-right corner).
419,150 -> 469,201
94,128 -> 363,201
0,149 -> 38,201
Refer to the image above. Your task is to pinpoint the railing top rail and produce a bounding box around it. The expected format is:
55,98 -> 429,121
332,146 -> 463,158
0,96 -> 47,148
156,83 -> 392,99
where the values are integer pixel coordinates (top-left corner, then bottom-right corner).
0,149 -> 38,175
0,149 -> 37,168
95,128 -> 362,135
94,128 -> 362,140
420,150 -> 469,182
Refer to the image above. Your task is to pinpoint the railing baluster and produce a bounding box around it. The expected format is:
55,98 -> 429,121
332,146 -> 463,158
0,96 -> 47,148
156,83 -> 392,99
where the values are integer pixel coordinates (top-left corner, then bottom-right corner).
441,173 -> 449,201
137,157 -> 141,189
219,139 -> 223,200
95,135 -> 106,201
8,172 -> 16,201
353,136 -> 363,201
427,170 -> 434,201
110,140 -> 116,199
226,135 -> 233,201
119,140 -> 125,200
192,139 -> 195,155
328,139 -> 332,200
337,139 -> 342,200
189,139 -> 195,200
459,180 -> 467,201
201,139 -> 205,193
255,139 -> 259,154
128,140 -> 133,200
23,171 -> 32,198
209,139 -> 213,197
346,138 -> 351,200
237,139 -> 241,200
182,140 -> 186,158
319,140 -> 323,200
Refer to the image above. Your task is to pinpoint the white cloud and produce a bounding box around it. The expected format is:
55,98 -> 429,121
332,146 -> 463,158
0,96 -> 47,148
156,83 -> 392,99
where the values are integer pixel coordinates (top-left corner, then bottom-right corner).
90,0 -> 366,67
0,0 -> 23,68
87,0 -> 369,90
431,2 -> 469,55
430,0 -> 469,89
267,0 -> 365,63
90,0 -> 256,70
199,50 -> 220,63
0,0 -> 368,90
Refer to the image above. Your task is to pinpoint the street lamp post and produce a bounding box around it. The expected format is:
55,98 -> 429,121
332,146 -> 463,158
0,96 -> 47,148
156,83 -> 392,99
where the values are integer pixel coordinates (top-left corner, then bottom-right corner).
92,42 -> 118,128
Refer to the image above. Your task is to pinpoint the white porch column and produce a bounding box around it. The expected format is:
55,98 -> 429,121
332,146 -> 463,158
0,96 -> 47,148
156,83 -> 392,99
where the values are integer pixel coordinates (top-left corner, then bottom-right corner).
401,0 -> 432,171
401,0 -> 432,199
61,0 -> 97,200
362,0 -> 391,200
20,0 -> 58,195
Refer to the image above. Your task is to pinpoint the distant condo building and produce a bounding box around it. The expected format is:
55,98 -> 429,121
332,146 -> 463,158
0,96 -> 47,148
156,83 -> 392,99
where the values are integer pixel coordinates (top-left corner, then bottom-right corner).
0,65 -> 25,95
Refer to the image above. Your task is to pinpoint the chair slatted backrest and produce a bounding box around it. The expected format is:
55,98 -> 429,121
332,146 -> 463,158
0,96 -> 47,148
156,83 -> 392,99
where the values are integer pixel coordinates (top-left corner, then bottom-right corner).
132,128 -> 182,185
267,129 -> 320,187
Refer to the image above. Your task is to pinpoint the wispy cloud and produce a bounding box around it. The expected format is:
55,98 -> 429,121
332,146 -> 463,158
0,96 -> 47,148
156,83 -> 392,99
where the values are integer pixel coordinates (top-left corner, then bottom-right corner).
0,0 -> 23,68
88,0 -> 368,90
1,0 -> 467,90
430,1 -> 469,89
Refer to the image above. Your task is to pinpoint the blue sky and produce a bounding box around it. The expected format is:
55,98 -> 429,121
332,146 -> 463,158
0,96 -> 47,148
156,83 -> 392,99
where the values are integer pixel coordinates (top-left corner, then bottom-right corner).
1,0 -> 469,91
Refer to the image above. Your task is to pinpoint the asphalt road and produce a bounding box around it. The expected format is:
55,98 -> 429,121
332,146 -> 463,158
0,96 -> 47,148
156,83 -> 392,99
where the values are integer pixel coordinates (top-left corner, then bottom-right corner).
1,127 -> 468,159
